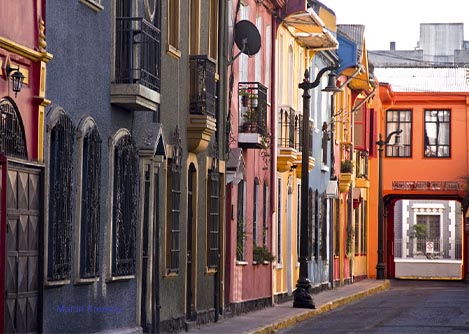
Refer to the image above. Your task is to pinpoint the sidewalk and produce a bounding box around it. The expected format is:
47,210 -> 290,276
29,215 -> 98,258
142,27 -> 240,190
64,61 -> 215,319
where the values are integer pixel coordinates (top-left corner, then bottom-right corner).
189,279 -> 390,334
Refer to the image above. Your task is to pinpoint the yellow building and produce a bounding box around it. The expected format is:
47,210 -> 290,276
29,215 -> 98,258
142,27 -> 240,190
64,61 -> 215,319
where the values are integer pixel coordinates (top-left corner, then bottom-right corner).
274,1 -> 339,301
335,25 -> 374,284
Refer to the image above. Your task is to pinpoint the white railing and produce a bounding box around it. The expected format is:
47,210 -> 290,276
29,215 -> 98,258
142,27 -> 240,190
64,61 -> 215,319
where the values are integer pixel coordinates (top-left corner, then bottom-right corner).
394,238 -> 462,260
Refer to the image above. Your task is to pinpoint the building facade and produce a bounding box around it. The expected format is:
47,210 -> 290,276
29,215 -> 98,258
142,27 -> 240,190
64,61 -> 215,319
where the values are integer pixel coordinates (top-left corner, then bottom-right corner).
224,0 -> 277,315
44,0 -> 227,333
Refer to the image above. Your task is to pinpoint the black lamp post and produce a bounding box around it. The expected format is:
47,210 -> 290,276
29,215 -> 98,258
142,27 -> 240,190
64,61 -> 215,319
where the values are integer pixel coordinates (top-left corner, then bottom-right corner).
376,129 -> 402,279
293,66 -> 340,308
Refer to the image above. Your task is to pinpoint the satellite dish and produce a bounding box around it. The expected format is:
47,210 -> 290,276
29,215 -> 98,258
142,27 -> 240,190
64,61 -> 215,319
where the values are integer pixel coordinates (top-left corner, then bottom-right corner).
229,20 -> 261,64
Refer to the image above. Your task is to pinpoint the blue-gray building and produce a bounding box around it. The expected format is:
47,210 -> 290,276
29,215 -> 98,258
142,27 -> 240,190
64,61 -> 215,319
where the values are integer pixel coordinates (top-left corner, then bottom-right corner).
44,0 -> 227,333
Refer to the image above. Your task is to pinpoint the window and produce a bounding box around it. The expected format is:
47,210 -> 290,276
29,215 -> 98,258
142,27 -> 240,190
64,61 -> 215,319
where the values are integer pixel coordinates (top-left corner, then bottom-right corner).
296,184 -> 301,260
48,112 -> 74,281
78,121 -> 102,279
277,179 -> 282,264
320,195 -> 327,260
354,199 -> 367,256
236,180 -> 246,261
111,134 -> 139,277
263,183 -> 269,247
207,169 -> 220,268
253,179 -> 259,246
209,0 -> 219,62
189,0 -> 200,55
416,215 -> 441,253
424,110 -> 450,157
168,0 -> 180,50
386,110 -> 412,157
166,157 -> 181,272
255,16 -> 262,82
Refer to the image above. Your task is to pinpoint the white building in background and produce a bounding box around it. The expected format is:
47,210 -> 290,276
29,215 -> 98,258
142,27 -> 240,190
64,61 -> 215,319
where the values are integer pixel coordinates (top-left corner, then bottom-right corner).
394,200 -> 463,279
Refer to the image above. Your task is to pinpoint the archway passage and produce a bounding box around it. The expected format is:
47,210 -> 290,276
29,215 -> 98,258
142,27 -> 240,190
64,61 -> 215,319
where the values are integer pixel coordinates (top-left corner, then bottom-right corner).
387,197 -> 464,280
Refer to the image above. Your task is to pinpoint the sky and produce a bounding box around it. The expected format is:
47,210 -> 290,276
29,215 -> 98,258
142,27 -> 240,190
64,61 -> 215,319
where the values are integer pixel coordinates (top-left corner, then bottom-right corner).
322,0 -> 469,50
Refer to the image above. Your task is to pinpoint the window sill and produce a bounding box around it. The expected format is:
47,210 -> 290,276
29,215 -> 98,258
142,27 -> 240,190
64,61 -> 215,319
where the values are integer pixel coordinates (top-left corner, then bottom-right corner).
74,277 -> 99,286
236,260 -> 248,266
106,274 -> 135,283
45,279 -> 71,288
167,45 -> 181,59
164,271 -> 178,278
205,267 -> 218,275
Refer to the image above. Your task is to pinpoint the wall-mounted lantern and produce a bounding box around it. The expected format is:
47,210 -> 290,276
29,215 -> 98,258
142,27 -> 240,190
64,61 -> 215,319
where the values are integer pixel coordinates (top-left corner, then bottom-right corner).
6,65 -> 25,98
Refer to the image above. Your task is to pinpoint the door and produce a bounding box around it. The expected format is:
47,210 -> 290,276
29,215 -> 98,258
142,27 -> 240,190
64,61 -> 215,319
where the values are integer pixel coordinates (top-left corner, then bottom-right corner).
141,164 -> 151,332
3,162 -> 42,334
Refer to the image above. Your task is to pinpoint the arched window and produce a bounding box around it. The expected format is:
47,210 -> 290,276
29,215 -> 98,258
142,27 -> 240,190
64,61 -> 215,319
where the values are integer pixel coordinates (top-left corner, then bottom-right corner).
111,132 -> 139,276
47,110 -> 74,281
77,118 -> 102,279
0,98 -> 27,159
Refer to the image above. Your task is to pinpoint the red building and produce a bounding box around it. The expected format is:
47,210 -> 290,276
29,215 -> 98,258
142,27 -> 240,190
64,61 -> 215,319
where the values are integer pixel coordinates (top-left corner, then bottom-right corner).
0,1 -> 52,332
224,0 -> 278,314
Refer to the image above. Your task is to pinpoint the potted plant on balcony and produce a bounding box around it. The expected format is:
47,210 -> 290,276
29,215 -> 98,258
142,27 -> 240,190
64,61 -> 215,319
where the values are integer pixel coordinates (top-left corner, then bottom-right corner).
339,159 -> 354,193
340,159 -> 353,173
242,107 -> 259,133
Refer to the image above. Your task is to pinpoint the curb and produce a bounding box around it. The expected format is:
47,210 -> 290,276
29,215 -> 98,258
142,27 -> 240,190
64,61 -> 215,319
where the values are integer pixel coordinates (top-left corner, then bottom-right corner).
250,280 -> 391,334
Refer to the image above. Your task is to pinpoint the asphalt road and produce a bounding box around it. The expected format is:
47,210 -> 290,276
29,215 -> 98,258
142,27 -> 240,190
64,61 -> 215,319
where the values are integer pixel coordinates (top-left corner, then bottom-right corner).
278,280 -> 469,334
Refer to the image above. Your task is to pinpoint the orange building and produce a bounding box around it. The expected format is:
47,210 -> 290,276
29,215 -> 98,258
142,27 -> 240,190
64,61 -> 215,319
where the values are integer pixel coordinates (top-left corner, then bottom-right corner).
371,67 -> 469,279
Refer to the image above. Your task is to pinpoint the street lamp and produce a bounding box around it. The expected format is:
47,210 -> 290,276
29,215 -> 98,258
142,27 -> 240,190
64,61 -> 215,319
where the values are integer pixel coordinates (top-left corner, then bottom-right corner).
293,66 -> 341,308
376,129 -> 402,279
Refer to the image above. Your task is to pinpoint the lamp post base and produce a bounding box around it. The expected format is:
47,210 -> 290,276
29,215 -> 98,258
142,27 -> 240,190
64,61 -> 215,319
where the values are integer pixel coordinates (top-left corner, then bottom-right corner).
376,263 -> 385,280
293,278 -> 315,309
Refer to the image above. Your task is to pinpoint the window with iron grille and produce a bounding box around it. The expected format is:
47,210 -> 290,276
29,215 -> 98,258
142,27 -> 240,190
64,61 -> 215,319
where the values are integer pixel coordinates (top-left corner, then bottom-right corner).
277,179 -> 282,264
320,195 -> 327,260
48,113 -> 74,281
0,98 -> 27,159
386,110 -> 412,157
236,180 -> 246,262
424,110 -> 450,158
80,126 -> 101,279
112,135 -> 139,276
207,170 -> 220,268
263,183 -> 269,247
166,158 -> 181,272
253,178 -> 259,247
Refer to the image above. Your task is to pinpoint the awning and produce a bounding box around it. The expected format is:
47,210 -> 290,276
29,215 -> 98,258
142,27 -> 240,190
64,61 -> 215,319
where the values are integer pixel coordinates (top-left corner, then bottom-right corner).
226,148 -> 245,185
283,8 -> 338,50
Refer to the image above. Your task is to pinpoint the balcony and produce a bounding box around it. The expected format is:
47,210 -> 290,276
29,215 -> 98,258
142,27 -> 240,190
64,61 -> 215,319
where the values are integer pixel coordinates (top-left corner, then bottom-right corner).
277,106 -> 299,172
238,82 -> 267,149
187,55 -> 217,153
111,17 -> 161,112
294,116 -> 314,178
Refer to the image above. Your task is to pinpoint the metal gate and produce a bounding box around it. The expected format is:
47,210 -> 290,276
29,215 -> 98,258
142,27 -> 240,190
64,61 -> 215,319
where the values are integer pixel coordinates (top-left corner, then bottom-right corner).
2,161 -> 43,333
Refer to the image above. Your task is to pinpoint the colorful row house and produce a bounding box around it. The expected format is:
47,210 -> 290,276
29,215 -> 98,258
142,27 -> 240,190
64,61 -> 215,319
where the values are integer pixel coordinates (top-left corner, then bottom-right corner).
224,0 -> 277,314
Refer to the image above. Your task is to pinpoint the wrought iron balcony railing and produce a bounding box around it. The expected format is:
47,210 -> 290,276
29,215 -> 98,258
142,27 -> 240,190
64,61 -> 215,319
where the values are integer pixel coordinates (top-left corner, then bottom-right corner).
114,17 -> 161,92
189,55 -> 216,118
238,82 -> 267,135
278,106 -> 299,149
